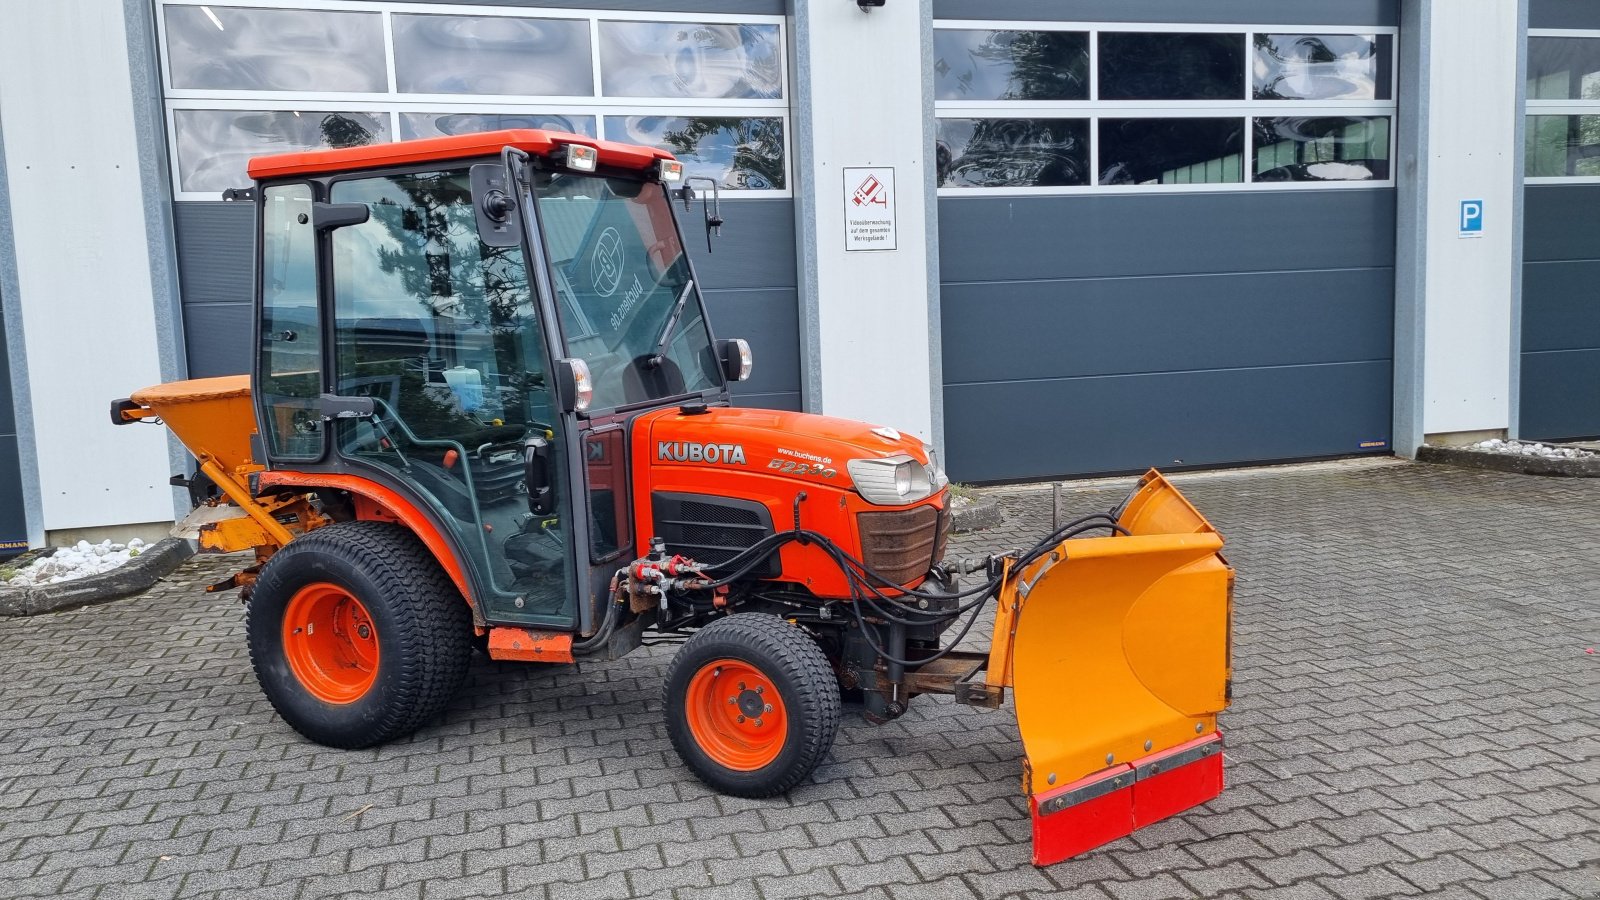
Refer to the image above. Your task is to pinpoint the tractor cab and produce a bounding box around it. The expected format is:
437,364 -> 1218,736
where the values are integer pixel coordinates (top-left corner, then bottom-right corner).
244,130 -> 754,637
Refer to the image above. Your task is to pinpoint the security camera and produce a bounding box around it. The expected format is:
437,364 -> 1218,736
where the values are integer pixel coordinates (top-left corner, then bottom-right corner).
857,0 -> 886,9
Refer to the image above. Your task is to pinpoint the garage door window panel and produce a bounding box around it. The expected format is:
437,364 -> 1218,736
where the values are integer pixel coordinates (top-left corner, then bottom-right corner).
1099,118 -> 1244,186
1099,32 -> 1245,101
1253,34 -> 1392,101
605,116 -> 785,190
598,22 -> 782,100
1253,116 -> 1391,182
936,118 -> 1089,188
933,30 -> 1089,102
163,6 -> 386,93
173,109 -> 391,195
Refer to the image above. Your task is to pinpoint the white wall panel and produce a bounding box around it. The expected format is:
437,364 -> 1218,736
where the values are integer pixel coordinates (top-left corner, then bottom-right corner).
1417,2 -> 1522,435
0,1 -> 174,529
791,0 -> 939,444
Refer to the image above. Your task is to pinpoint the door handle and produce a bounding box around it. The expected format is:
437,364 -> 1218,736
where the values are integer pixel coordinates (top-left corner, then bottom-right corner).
525,435 -> 554,516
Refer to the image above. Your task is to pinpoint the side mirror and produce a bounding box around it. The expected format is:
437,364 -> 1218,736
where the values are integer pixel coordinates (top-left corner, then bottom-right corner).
471,162 -> 523,249
717,338 -> 753,382
679,177 -> 724,253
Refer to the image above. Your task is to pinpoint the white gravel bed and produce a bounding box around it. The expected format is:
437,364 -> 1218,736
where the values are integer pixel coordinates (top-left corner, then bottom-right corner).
1469,438 -> 1596,460
1,539 -> 150,586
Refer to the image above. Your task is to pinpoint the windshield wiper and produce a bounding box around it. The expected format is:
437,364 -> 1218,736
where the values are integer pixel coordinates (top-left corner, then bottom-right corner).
649,279 -> 694,368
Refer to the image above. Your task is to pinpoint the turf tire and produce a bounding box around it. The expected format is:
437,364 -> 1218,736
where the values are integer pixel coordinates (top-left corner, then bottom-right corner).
246,521 -> 473,749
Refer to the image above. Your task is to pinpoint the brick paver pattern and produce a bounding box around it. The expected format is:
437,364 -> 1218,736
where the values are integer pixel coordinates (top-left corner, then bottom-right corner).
0,460 -> 1596,899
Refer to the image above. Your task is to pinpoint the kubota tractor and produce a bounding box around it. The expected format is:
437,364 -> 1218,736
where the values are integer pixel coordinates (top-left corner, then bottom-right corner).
113,130 -> 1233,865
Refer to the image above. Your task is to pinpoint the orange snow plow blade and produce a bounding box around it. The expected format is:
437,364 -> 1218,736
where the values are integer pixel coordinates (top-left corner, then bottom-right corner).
989,470 -> 1233,865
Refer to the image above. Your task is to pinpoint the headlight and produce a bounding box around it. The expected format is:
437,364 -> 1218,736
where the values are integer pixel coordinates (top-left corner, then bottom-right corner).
848,450 -> 946,505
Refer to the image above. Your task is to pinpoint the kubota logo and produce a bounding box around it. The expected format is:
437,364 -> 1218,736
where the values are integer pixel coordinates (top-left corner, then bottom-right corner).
657,441 -> 747,465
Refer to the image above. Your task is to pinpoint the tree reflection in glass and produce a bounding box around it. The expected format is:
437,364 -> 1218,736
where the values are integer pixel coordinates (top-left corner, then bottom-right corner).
933,30 -> 1089,101
605,116 -> 784,189
936,119 -> 1089,188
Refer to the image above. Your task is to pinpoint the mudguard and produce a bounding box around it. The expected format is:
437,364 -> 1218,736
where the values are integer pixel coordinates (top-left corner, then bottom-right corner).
989,470 -> 1233,865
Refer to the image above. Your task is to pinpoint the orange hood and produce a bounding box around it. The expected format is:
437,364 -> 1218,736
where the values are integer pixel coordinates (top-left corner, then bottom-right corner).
639,405 -> 931,488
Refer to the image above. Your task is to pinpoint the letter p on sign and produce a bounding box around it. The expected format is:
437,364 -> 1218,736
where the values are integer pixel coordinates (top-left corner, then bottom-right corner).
1460,200 -> 1484,238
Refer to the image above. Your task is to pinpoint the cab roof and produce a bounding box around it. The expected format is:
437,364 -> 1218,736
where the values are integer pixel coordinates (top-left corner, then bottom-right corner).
246,128 -> 676,181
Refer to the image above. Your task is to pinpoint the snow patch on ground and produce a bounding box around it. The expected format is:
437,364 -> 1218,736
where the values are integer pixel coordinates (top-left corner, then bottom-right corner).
1,539 -> 148,586
1470,439 -> 1595,460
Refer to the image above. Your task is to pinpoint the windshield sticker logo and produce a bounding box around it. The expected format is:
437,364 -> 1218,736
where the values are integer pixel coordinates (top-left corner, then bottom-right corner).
591,226 -> 623,297
609,275 -> 645,329
657,441 -> 747,465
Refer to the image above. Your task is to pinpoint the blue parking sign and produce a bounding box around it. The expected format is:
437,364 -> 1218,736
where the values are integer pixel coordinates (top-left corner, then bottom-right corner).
1460,200 -> 1484,238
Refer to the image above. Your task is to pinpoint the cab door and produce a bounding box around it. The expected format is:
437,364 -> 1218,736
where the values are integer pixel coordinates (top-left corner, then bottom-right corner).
320,165 -> 583,629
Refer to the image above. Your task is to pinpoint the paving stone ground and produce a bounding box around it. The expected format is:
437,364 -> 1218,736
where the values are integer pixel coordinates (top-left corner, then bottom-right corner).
1,459 -> 1596,900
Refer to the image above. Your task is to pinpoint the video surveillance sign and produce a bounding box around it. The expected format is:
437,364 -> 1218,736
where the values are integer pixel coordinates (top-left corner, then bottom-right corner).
844,167 -> 896,251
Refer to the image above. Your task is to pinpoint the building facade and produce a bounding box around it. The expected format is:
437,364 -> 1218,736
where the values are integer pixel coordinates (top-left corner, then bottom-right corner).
0,0 -> 1586,549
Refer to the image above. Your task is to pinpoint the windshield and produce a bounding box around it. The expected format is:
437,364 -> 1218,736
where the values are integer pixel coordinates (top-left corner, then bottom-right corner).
534,171 -> 722,411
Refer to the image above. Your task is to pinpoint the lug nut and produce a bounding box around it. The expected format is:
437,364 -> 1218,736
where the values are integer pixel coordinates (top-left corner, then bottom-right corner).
763,704 -> 773,713
755,686 -> 764,695
737,715 -> 746,723
754,719 -> 763,727
728,697 -> 737,704
357,624 -> 371,639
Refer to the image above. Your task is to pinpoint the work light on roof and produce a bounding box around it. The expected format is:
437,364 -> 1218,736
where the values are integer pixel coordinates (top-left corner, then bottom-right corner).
564,143 -> 598,173
658,160 -> 684,183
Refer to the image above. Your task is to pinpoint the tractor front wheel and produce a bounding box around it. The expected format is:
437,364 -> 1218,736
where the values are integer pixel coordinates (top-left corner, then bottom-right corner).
246,521 -> 474,749
664,614 -> 841,797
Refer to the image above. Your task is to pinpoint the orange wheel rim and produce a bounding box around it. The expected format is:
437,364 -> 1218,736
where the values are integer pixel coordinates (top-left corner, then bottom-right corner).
685,659 -> 787,771
282,583 -> 380,704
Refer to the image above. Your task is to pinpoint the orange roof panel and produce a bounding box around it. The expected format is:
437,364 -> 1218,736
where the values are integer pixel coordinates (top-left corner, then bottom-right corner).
246,128 -> 676,180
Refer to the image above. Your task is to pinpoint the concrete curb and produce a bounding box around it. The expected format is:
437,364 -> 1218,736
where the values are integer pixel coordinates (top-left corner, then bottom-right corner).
1417,444 -> 1600,478
951,496 -> 1003,533
0,537 -> 195,617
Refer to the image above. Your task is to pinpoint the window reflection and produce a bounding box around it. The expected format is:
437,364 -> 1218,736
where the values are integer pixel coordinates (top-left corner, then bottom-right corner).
1253,117 -> 1390,181
1528,37 -> 1600,100
1527,115 -> 1600,177
1099,33 -> 1245,101
163,6 -> 386,92
936,118 -> 1089,188
392,14 -> 593,96
933,30 -> 1089,101
599,22 -> 781,99
173,109 -> 390,194
604,116 -> 785,189
1099,118 -> 1244,185
1254,34 -> 1391,101
400,112 -> 596,141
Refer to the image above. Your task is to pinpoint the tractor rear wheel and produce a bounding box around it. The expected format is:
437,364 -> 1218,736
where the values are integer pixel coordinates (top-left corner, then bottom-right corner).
246,521 -> 474,749
664,614 -> 841,797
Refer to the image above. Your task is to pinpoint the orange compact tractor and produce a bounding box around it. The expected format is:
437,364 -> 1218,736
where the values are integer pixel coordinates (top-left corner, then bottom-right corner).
114,130 -> 1233,864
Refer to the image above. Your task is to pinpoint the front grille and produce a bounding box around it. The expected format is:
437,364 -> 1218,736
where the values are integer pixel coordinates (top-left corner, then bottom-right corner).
653,492 -> 780,577
858,504 -> 945,586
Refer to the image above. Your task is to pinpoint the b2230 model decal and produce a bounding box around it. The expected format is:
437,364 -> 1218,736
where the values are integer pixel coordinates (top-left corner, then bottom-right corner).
768,459 -> 838,479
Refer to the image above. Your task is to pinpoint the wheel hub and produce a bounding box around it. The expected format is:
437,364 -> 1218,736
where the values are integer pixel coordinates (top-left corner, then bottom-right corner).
281,582 -> 380,705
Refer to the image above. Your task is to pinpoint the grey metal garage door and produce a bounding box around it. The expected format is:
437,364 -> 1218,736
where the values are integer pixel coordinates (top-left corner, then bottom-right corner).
934,0 -> 1399,482
159,0 -> 800,412
1522,1 -> 1600,441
